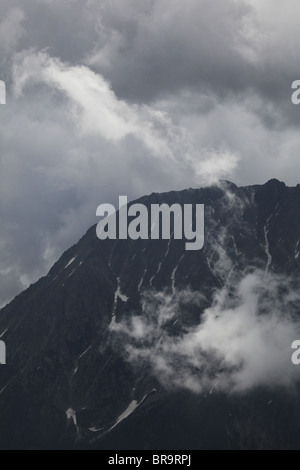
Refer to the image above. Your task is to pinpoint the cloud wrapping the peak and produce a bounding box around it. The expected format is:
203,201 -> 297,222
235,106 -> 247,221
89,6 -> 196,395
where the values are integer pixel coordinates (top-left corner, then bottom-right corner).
111,271 -> 300,394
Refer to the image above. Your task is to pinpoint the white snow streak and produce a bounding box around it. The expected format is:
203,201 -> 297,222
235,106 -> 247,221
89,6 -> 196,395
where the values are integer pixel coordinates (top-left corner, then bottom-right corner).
150,238 -> 172,286
89,426 -> 104,433
67,269 -> 76,279
263,204 -> 282,273
109,277 -> 128,329
138,269 -> 147,292
0,329 -> 8,339
66,408 -> 79,433
114,277 -> 128,305
171,255 -> 184,294
108,395 -> 147,433
264,225 -> 272,273
64,257 -> 77,269
73,345 -> 92,376
231,236 -> 240,257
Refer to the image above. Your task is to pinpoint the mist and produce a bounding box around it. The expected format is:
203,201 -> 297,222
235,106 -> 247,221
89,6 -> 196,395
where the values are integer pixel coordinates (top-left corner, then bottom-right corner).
111,270 -> 300,394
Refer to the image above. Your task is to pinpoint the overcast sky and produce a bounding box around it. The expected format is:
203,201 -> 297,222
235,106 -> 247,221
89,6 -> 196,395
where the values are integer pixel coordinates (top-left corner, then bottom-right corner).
0,0 -> 300,306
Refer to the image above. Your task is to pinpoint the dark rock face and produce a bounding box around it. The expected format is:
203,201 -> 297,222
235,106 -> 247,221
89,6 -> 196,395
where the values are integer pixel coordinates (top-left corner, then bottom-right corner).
0,179 -> 300,449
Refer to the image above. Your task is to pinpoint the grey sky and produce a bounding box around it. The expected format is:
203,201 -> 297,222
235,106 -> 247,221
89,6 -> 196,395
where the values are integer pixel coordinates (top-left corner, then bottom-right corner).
0,0 -> 300,306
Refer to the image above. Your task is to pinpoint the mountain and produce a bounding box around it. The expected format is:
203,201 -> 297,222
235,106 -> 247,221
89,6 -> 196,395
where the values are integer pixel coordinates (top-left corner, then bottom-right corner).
0,179 -> 300,450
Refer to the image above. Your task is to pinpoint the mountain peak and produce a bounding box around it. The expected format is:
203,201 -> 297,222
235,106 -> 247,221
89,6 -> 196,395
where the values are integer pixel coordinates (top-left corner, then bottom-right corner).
218,180 -> 238,190
264,178 -> 286,188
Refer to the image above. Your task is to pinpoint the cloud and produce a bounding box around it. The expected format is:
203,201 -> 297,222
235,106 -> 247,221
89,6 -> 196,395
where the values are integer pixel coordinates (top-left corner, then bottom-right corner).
13,50 -> 179,158
12,50 -> 240,180
85,0 -> 254,101
111,271 -> 300,393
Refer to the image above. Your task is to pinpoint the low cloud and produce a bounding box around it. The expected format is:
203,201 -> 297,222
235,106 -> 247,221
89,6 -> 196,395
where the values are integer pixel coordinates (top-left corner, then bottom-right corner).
111,270 -> 300,394
13,50 -> 239,180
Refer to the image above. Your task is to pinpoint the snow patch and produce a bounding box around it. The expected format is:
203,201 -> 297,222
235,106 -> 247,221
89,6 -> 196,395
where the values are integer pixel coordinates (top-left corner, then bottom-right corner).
264,226 -> 272,273
0,329 -> 8,339
171,255 -> 184,294
67,269 -> 76,279
89,426 -> 104,433
150,238 -> 172,286
0,383 -> 9,396
114,277 -> 128,304
64,257 -> 77,269
66,408 -> 78,428
138,269 -> 147,292
73,345 -> 92,376
231,236 -> 240,257
109,277 -> 128,329
108,395 -> 147,432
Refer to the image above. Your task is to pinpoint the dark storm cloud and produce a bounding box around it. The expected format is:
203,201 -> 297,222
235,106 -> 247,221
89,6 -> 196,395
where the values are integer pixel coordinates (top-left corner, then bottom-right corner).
1,0 -> 299,118
86,0 -> 254,101
83,0 -> 300,130
0,1 -> 294,106
0,0 -> 300,306
0,0 -> 98,64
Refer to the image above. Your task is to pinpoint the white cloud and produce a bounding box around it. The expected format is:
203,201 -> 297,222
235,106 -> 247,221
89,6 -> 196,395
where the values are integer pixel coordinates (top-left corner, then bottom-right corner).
13,51 -> 174,158
111,271 -> 300,393
12,50 -> 240,182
